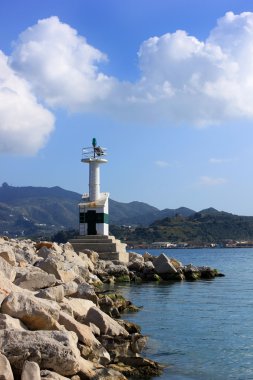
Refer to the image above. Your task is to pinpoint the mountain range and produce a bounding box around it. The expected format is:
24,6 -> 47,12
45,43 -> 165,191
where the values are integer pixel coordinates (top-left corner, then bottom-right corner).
0,183 -> 194,237
1,182 -> 253,244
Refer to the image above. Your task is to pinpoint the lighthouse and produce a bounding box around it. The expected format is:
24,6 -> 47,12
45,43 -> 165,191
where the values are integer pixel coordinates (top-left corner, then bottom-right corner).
79,138 -> 109,236
70,138 -> 128,263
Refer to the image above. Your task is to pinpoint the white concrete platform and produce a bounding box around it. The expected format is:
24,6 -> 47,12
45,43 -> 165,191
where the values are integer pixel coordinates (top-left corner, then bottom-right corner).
69,235 -> 129,263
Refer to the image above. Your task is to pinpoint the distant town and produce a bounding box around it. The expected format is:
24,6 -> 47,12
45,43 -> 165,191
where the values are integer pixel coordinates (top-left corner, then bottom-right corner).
127,240 -> 253,250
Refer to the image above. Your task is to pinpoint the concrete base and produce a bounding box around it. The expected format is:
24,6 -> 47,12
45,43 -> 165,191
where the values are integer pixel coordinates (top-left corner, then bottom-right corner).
69,235 -> 129,263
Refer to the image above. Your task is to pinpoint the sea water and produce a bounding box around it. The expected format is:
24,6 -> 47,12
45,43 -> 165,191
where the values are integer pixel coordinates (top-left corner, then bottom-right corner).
116,248 -> 253,380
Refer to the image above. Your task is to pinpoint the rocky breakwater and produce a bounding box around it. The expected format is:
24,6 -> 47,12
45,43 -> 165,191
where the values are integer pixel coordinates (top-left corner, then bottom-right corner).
126,251 -> 224,283
0,236 -> 163,380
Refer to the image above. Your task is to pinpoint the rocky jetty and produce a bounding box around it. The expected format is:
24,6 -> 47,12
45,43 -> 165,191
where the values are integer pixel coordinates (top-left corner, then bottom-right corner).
0,236 -> 223,379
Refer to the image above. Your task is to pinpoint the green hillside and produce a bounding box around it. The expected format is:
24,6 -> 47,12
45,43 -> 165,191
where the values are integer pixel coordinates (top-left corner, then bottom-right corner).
111,210 -> 253,245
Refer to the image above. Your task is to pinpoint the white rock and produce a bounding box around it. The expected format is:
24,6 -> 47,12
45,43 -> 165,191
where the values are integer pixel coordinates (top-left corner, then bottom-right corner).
62,298 -> 96,320
0,314 -> 28,330
154,253 -> 178,274
1,291 -> 61,330
79,306 -> 129,337
0,247 -> 16,266
21,361 -> 40,380
0,257 -> 16,282
0,352 -> 14,380
58,311 -> 101,348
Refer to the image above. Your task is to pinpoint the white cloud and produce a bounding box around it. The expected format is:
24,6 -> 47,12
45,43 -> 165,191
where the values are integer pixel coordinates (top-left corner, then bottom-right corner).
209,157 -> 236,164
10,16 -> 116,110
199,176 -> 227,186
3,12 -> 253,155
131,12 -> 253,125
0,51 -> 54,155
155,160 -> 170,167
9,12 -> 253,125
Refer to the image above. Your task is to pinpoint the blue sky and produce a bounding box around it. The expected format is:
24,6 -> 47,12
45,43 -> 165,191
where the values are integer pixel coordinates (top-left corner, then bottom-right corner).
1,0 -> 253,215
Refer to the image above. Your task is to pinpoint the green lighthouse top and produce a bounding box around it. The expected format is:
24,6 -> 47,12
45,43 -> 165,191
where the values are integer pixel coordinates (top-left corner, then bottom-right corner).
92,138 -> 97,148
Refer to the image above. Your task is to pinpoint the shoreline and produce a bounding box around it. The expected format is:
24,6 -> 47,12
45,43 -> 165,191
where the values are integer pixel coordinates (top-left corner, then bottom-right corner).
0,236 -> 223,379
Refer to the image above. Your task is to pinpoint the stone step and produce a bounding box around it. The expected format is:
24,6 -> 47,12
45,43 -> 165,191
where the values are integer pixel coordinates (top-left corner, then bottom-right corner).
70,238 -> 114,244
69,235 -> 129,263
71,242 -> 118,253
74,235 -> 113,240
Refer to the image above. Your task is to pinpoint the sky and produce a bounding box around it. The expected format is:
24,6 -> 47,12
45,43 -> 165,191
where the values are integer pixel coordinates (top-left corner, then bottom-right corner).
2,0 -> 253,215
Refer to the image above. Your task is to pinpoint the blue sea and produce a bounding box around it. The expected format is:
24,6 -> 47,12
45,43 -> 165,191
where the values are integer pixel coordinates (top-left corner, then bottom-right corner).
116,248 -> 253,380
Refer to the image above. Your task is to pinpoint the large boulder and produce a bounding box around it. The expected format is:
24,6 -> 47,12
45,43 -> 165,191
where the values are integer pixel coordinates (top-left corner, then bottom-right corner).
1,292 -> 61,330
77,252 -> 95,272
183,264 -> 201,280
0,352 -> 14,380
40,370 -> 70,379
21,361 -> 40,380
78,306 -> 129,337
14,266 -> 58,291
62,281 -> 79,297
63,297 -> 128,337
36,256 -> 79,283
62,298 -> 96,320
0,330 -> 81,376
36,285 -> 65,302
0,247 -> 16,266
87,366 -> 127,380
79,249 -> 99,264
0,271 -> 25,295
0,257 -> 16,282
0,314 -> 28,331
98,332 -> 147,361
36,247 -> 91,283
153,254 -> 178,274
143,252 -> 154,262
58,311 -> 102,348
72,282 -> 99,305
14,245 -> 38,266
128,252 -> 145,272
106,263 -> 129,277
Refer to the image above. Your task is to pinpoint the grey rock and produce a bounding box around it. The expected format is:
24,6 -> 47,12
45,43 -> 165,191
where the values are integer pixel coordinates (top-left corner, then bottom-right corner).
36,285 -> 65,302
40,370 -> 70,379
106,264 -> 129,277
0,329 -> 81,376
73,282 -> 98,305
14,266 -> 57,291
62,281 -> 79,297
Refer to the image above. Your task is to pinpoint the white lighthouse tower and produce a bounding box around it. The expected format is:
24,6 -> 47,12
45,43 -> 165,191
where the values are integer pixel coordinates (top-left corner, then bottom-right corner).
70,138 -> 129,263
79,138 -> 109,236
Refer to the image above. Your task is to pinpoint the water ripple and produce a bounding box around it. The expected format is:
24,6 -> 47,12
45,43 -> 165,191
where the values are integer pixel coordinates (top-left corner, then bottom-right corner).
119,248 -> 253,380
